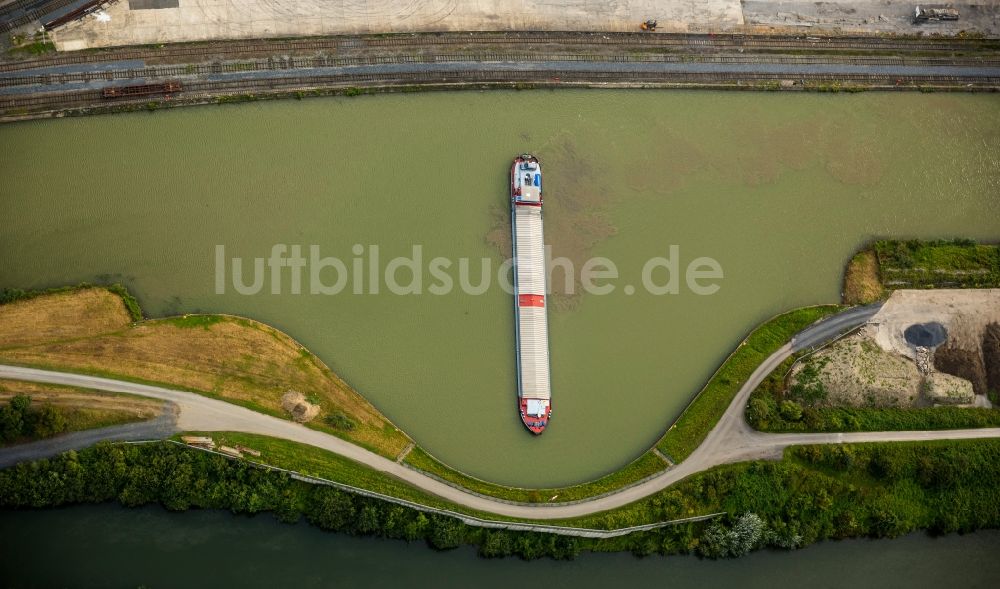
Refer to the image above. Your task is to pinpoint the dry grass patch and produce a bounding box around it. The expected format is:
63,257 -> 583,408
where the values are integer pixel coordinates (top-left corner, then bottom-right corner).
0,288 -> 132,348
843,250 -> 883,305
0,288 -> 411,458
0,379 -> 162,414
0,378 -> 162,434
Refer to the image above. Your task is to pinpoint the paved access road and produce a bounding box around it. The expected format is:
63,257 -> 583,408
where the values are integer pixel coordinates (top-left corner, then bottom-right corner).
0,402 -> 178,468
2,303 -> 999,519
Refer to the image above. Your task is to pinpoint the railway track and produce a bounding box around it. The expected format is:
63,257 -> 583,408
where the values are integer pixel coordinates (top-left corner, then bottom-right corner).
4,68 -> 998,113
0,0 -> 42,15
3,52 -> 998,89
0,0 -> 86,33
2,31 -> 998,73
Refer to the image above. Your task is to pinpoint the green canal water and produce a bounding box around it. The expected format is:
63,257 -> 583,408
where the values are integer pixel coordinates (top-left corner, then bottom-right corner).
1,91 -> 998,487
2,505 -> 999,588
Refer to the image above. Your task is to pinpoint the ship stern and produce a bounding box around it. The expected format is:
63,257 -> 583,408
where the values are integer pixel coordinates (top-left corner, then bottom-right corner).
519,398 -> 551,435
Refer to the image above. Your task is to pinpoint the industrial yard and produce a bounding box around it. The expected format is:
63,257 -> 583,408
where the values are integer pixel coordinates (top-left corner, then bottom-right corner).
4,0 -> 997,50
1,1 -> 999,120
788,289 -> 1000,409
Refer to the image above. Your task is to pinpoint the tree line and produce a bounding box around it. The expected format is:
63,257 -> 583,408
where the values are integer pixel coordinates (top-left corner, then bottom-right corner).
1,439 -> 998,559
0,395 -> 68,444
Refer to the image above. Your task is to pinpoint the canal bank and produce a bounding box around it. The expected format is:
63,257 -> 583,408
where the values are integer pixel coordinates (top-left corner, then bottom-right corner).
4,32 -> 1000,122
4,62 -> 1000,123
1,90 -> 998,487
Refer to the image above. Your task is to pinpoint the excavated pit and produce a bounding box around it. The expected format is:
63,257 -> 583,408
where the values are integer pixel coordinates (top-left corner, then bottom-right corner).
904,322 -> 948,348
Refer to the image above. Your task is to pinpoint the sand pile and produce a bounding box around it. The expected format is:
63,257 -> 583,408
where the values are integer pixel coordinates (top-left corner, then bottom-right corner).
281,390 -> 319,423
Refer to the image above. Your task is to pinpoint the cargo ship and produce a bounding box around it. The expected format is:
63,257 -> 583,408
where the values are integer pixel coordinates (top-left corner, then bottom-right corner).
510,154 -> 552,434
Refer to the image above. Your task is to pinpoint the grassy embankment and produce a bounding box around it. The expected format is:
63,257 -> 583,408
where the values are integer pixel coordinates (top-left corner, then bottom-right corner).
4,436 -> 999,559
0,285 -> 846,504
404,445 -> 668,504
5,33 -> 55,57
653,306 -> 843,462
4,283 -> 1000,550
176,431 -> 526,523
843,239 -> 1000,304
562,438 -> 1000,548
0,285 -> 411,459
0,379 -> 162,446
402,305 -> 843,500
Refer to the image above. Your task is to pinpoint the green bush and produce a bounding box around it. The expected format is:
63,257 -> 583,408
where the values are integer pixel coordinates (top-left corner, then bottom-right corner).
779,400 -> 803,422
0,403 -> 25,442
698,512 -> 767,558
106,283 -> 143,321
0,288 -> 28,304
323,412 -> 356,431
30,404 -> 68,438
752,391 -> 1000,433
0,395 -> 68,444
787,361 -> 828,404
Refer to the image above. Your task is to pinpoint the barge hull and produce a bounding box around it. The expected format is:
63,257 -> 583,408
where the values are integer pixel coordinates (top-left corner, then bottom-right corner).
510,154 -> 552,434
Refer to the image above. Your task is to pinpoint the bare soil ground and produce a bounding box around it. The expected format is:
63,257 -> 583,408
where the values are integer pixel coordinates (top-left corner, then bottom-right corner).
791,290 -> 1000,408
0,288 -> 411,458
790,331 -> 978,408
281,390 -> 320,423
935,343 -> 988,395
792,334 -> 924,407
871,290 -> 1000,363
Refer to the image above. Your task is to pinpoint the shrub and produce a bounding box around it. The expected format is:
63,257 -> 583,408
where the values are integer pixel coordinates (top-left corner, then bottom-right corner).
428,515 -> 464,550
479,530 -> 515,558
106,283 -> 143,321
698,512 -> 767,558
0,288 -> 28,304
779,400 -> 803,422
0,395 -> 69,443
746,397 -> 773,425
788,362 -> 828,404
30,404 -> 68,438
0,404 -> 25,442
323,412 -> 356,431
3,439 -> 1000,560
